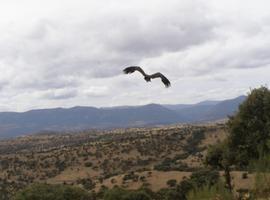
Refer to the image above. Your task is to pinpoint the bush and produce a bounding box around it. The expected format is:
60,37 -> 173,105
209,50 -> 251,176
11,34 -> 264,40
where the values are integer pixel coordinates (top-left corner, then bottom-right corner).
104,187 -> 151,200
189,169 -> 219,188
166,179 -> 177,188
242,172 -> 248,179
187,181 -> 233,200
104,187 -> 127,200
123,191 -> 151,200
77,178 -> 95,190
251,154 -> 270,198
156,188 -> 186,200
84,162 -> 93,167
123,172 -> 139,182
154,158 -> 190,171
14,183 -> 93,200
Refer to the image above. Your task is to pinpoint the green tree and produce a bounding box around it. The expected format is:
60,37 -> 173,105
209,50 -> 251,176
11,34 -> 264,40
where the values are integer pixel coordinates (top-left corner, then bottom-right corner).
189,169 -> 219,189
227,86 -> 270,167
205,141 -> 233,191
206,86 -> 270,192
104,187 -> 151,200
123,191 -> 151,200
14,183 -> 93,200
156,188 -> 186,200
104,187 -> 127,200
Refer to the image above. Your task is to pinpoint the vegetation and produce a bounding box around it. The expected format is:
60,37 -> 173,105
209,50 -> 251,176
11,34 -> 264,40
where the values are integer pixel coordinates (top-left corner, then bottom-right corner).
14,183 -> 93,200
250,154 -> 270,199
97,169 -> 222,200
205,140 -> 233,191
187,181 -> 233,200
0,124 -> 222,199
104,187 -> 151,200
227,86 -> 270,168
166,179 -> 177,188
2,86 -> 270,199
206,87 -> 270,193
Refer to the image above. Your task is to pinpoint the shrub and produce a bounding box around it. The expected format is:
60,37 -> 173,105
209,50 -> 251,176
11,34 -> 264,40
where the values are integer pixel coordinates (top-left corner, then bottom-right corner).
166,179 -> 177,188
251,154 -> 270,198
187,181 -> 233,200
84,162 -> 93,167
123,191 -> 151,200
14,183 -> 93,200
104,187 -> 127,200
77,178 -> 95,190
189,169 -> 219,188
242,172 -> 248,179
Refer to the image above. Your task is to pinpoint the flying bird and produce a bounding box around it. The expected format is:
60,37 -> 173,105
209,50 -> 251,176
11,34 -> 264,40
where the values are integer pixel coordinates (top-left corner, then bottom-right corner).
123,66 -> 171,88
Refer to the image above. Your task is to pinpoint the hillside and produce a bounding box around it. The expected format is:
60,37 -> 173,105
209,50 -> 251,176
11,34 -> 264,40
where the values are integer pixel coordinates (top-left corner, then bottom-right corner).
0,123 -> 228,196
0,122 -> 257,199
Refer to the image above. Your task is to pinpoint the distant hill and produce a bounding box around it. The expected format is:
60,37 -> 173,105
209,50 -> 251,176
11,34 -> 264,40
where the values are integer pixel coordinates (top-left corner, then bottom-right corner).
0,96 -> 246,138
164,95 -> 246,122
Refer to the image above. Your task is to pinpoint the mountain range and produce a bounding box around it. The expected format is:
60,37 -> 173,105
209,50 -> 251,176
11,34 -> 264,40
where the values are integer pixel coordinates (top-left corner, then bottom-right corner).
0,95 -> 246,138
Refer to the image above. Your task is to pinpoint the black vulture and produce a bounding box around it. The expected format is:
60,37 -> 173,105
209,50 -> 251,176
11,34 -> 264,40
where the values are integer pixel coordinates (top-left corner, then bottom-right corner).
123,66 -> 171,88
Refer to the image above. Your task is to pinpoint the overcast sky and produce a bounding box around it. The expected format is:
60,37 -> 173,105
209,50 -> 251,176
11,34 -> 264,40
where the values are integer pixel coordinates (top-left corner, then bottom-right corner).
0,0 -> 270,111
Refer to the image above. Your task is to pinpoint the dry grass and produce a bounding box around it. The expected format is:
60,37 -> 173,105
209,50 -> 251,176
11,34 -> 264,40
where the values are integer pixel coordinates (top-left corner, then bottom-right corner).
0,123 -> 231,194
229,171 -> 255,191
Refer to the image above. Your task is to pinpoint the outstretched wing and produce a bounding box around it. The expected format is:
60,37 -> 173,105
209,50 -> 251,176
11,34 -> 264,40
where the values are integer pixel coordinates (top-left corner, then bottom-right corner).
149,72 -> 171,87
123,66 -> 147,77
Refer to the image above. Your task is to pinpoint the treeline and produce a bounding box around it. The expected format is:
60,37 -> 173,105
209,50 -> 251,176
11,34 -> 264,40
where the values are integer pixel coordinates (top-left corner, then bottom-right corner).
12,168 -> 221,200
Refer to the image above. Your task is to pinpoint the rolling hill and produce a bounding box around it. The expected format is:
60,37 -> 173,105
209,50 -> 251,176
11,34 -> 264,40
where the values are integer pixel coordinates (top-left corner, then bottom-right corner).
0,95 -> 246,138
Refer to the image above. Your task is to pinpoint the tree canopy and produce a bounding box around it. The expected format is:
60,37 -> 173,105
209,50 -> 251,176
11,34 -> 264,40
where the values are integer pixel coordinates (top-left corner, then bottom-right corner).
227,86 -> 270,167
205,86 -> 270,191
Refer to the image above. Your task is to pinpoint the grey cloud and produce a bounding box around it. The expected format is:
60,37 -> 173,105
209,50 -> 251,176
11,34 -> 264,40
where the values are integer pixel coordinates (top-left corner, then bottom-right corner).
102,16 -> 214,57
42,88 -> 78,100
82,86 -> 109,97
0,0 -> 216,91
12,72 -> 80,91
0,80 -> 9,91
1,0 -> 270,111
